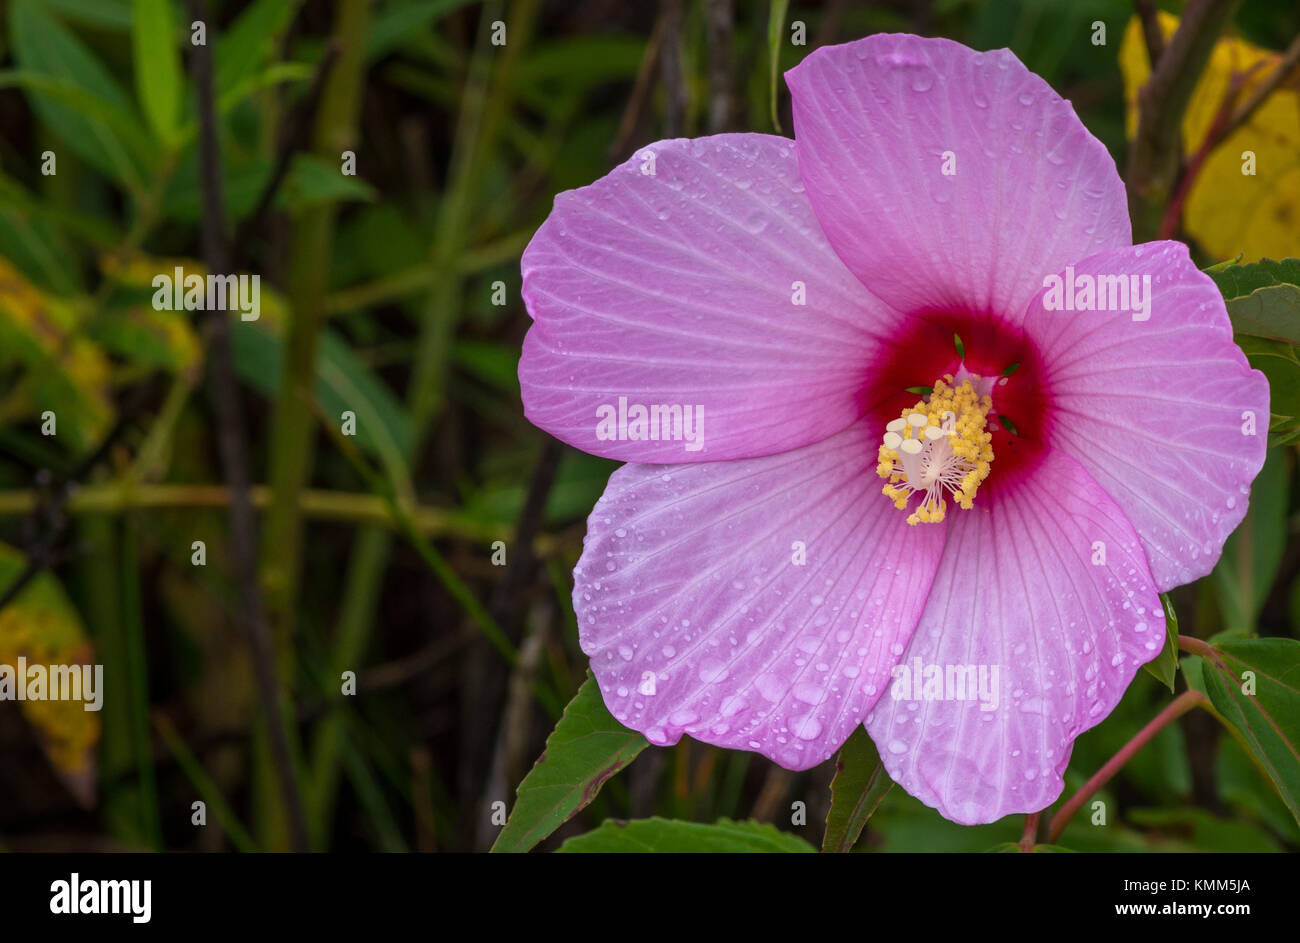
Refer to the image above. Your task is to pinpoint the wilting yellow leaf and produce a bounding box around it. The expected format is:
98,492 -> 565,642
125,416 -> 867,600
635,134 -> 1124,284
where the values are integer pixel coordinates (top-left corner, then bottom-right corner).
1120,13 -> 1300,262
0,543 -> 100,805
99,250 -> 207,286
0,256 -> 113,447
99,250 -> 287,327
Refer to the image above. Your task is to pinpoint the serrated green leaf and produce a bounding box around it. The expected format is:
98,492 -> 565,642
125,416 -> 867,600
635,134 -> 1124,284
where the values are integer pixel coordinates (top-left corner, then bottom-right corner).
1235,334 -> 1300,435
558,817 -> 816,853
1143,593 -> 1180,692
1209,258 -> 1300,344
1199,637 -> 1300,827
131,0 -> 182,147
491,675 -> 648,853
822,726 -> 892,852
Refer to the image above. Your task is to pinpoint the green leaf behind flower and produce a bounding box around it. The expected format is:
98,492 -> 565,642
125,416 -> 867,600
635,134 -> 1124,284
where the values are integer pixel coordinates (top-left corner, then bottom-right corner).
491,675 -> 648,853
822,726 -> 893,852
1196,638 -> 1300,827
559,816 -> 815,853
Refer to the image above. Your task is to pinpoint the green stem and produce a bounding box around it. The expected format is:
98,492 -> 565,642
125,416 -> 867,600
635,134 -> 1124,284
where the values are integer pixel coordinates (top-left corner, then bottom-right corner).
0,483 -> 518,541
261,0 -> 374,674
79,515 -> 136,843
303,0 -> 542,849
247,0 -> 371,852
120,517 -> 162,848
154,714 -> 258,853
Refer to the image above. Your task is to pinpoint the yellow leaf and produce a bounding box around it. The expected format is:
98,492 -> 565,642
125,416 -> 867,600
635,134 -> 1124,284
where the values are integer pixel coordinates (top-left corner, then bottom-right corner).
0,256 -> 113,447
99,250 -> 288,327
1120,14 -> 1300,262
0,543 -> 100,805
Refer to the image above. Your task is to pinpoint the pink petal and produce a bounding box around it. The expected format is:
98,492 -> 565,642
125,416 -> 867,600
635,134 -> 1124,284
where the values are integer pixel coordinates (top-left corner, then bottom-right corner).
520,133 -> 907,462
575,420 -> 946,770
1022,241 -> 1269,591
866,445 -> 1163,825
786,34 -> 1130,320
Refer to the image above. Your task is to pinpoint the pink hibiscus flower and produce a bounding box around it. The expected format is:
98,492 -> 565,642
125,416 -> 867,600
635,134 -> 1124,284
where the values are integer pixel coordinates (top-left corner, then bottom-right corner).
517,34 -> 1268,824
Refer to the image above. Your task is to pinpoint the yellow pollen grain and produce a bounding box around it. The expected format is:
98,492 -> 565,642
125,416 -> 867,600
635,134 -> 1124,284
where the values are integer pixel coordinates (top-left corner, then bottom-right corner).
874,377 -> 995,525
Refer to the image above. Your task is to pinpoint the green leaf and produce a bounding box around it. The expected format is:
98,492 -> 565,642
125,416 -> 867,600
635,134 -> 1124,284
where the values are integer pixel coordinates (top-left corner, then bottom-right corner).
453,340 -> 520,395
131,0 -> 183,147
558,817 -> 816,853
1198,637 -> 1300,826
161,153 -> 373,222
39,0 -> 133,30
0,204 -> 80,294
88,306 -> 201,373
216,0 -> 303,96
0,257 -> 113,448
1212,447 -> 1288,635
767,0 -> 789,132
514,35 -> 645,87
822,727 -> 893,852
1208,257 -> 1300,344
1127,806 -> 1283,852
367,0 -> 479,60
1203,253 -> 1244,273
491,675 -> 648,853
1143,593 -> 1180,692
1218,729 -> 1300,846
9,0 -> 147,187
0,71 -> 155,175
232,322 -> 414,500
278,154 -> 377,209
987,842 -> 1075,852
1236,334 -> 1300,437
461,452 -> 618,528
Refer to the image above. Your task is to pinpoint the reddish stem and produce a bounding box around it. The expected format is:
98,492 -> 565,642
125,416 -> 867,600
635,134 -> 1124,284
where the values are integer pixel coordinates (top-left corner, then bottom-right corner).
1019,812 -> 1041,852
1177,633 -> 1223,665
1158,61 -> 1264,240
1047,689 -> 1208,843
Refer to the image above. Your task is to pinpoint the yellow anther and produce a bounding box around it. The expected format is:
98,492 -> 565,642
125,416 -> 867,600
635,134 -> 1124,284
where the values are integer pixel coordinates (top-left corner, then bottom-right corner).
875,377 -> 995,525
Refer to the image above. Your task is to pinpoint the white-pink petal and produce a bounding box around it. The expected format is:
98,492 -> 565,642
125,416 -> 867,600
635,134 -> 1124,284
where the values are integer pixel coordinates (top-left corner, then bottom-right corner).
787,34 -> 1131,321
575,420 -> 946,770
1022,240 -> 1269,591
521,134 -> 907,463
866,446 -> 1163,824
